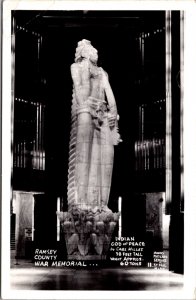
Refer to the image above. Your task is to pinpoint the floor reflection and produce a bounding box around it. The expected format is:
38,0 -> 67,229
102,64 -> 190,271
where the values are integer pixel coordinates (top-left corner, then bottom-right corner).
10,262 -> 183,291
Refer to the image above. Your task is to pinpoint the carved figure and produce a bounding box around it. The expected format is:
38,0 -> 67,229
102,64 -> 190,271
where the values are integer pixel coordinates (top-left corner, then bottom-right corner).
68,39 -> 121,210
57,39 -> 121,258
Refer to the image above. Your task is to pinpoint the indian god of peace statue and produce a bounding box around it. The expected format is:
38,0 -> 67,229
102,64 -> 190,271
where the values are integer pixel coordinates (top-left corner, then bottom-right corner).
58,39 -> 121,258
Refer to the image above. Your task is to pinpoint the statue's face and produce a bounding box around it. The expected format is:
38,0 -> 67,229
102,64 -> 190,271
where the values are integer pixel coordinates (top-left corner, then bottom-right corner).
89,47 -> 98,63
82,45 -> 98,63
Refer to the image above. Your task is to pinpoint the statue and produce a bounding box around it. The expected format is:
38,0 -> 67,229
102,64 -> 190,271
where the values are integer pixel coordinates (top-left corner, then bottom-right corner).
57,39 -> 121,259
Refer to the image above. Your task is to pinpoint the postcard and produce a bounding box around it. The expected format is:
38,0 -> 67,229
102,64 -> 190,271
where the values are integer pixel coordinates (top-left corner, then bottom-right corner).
1,1 -> 196,299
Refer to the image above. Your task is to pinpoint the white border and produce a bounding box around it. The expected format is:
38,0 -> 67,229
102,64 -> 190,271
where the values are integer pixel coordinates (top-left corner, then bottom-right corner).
2,1 -> 196,299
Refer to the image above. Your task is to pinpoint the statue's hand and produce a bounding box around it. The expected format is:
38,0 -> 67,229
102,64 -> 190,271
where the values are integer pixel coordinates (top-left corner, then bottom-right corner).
108,114 -> 116,129
108,114 -> 122,145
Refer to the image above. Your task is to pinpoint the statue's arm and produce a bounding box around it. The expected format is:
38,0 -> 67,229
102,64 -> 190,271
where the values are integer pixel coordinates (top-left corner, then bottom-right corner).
71,62 -> 90,105
102,70 -> 118,128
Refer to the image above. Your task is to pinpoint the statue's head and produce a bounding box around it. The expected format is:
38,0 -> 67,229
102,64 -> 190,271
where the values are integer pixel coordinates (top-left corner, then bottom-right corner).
75,39 -> 98,64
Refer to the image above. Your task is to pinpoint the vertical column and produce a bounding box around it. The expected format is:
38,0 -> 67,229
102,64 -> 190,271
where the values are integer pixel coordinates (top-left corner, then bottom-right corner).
180,11 -> 184,212
32,196 -> 34,242
38,104 -> 41,170
165,11 -> 172,214
36,103 -> 39,169
140,32 -> 145,67
11,14 -> 16,174
169,11 -> 183,274
57,197 -> 60,241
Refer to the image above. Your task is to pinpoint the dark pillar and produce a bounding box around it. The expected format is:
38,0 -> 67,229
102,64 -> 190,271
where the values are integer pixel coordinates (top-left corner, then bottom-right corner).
169,11 -> 184,274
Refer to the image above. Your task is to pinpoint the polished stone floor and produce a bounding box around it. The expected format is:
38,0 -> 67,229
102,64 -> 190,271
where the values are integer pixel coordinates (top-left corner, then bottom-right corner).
10,260 -> 184,291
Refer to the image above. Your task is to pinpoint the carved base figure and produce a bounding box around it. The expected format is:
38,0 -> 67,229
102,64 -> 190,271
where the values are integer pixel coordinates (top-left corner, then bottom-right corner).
57,206 -> 119,259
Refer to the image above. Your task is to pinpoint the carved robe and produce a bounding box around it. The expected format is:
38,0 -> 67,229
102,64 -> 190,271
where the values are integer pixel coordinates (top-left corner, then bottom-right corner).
68,63 -> 119,210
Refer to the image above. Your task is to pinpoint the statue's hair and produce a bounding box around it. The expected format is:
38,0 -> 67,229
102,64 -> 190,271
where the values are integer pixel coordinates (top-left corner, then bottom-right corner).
74,39 -> 95,62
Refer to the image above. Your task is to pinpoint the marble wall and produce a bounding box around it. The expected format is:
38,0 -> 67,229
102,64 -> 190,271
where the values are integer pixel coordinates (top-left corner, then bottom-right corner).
145,192 -> 169,249
14,191 -> 34,258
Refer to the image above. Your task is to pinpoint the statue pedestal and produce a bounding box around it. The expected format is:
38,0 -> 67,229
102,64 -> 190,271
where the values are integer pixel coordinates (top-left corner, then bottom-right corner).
57,205 -> 119,260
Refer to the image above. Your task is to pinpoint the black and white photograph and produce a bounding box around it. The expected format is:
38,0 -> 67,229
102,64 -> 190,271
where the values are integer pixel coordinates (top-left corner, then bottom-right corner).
1,1 -> 196,299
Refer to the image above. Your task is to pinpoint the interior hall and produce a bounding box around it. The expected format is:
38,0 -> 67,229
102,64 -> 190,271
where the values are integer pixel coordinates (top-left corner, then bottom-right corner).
10,10 -> 184,290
